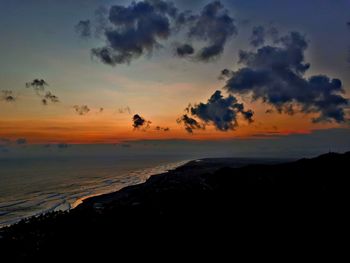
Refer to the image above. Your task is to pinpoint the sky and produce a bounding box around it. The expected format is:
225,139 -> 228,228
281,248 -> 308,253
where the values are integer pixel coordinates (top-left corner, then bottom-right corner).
0,0 -> 350,151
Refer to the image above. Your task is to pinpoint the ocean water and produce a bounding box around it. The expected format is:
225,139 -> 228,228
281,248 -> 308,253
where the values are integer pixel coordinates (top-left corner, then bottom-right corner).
0,150 -> 193,228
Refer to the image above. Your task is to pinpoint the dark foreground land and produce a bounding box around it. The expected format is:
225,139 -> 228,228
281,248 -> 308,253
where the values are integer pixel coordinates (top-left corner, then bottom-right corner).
0,152 -> 349,260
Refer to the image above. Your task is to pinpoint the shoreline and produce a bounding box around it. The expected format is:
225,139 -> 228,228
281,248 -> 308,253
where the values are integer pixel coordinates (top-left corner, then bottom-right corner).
0,159 -> 192,229
76,156 -> 289,209
71,159 -> 192,209
0,156 -> 292,229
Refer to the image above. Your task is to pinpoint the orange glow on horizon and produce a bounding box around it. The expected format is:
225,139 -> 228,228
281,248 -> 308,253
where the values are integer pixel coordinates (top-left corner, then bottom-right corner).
0,98 -> 341,144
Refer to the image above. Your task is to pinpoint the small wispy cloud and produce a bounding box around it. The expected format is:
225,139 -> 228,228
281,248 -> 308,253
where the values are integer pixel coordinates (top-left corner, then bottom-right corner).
25,79 -> 59,105
73,105 -> 90,115
118,106 -> 131,114
1,90 -> 16,102
155,126 -> 170,132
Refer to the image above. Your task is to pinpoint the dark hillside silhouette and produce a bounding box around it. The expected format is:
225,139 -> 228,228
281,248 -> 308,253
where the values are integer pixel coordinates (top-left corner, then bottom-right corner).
0,152 -> 349,260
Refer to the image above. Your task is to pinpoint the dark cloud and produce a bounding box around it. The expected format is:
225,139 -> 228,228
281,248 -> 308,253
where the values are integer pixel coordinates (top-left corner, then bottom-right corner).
91,0 -> 177,65
42,91 -> 59,105
176,114 -> 204,134
267,26 -> 280,42
132,114 -> 151,130
249,25 -> 279,47
75,20 -> 91,38
155,126 -> 170,131
185,1 -> 237,61
175,43 -> 194,57
81,1 -> 236,64
73,105 -> 90,115
179,90 -> 253,133
222,31 -> 349,123
25,79 -> 49,92
98,107 -> 104,113
238,19 -> 251,26
1,90 -> 16,102
16,138 -> 27,145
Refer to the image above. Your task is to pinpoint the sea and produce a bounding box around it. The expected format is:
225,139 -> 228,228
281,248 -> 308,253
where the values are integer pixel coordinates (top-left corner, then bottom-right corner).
0,140 -> 307,228
0,145 -> 200,228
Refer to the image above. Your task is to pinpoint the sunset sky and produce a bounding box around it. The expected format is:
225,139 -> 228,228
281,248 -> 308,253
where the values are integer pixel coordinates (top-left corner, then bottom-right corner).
0,0 -> 349,145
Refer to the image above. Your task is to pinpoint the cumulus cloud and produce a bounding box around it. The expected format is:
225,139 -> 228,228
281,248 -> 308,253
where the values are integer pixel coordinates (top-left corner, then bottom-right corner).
16,138 -> 27,145
132,114 -> 151,130
1,90 -> 16,102
91,0 -> 177,65
73,105 -> 90,115
181,1 -> 237,61
80,1 -> 236,65
178,90 -> 253,133
193,2 -> 236,60
75,20 -> 91,38
221,31 -> 349,123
